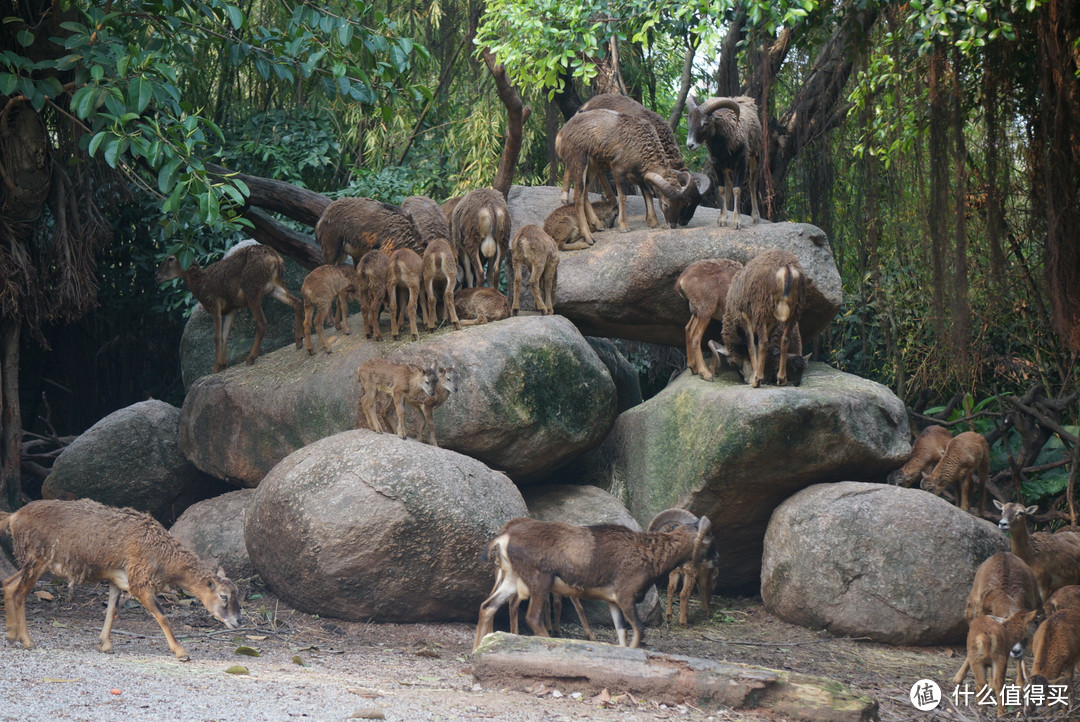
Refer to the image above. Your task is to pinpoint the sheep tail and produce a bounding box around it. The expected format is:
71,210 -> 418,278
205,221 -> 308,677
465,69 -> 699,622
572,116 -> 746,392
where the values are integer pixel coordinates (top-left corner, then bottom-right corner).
478,207 -> 497,258
774,265 -> 800,323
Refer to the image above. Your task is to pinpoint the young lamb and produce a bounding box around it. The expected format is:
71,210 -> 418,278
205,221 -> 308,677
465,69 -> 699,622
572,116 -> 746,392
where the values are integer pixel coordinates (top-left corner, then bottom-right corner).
1,499 -> 241,660
887,425 -> 953,487
155,243 -> 303,373
510,225 -> 559,316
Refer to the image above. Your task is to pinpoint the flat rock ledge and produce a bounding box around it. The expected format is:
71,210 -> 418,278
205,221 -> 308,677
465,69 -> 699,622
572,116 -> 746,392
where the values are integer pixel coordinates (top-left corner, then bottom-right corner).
472,633 -> 878,721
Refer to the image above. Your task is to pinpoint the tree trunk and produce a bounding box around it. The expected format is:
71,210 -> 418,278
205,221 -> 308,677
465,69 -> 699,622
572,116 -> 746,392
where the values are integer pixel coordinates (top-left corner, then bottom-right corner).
668,35 -> 698,131
0,318 -> 21,511
480,47 -> 532,198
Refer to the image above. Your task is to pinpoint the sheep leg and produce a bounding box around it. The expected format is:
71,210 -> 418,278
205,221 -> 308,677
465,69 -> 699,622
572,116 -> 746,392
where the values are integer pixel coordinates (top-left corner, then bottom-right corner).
475,577 -> 519,651
528,266 -> 547,315
776,323 -> 790,386
314,302 -> 334,354
5,559 -> 47,649
245,298 -> 269,366
731,187 -> 742,230
490,245 -> 504,291
98,582 -> 123,653
336,290 -> 351,335
665,571 -> 678,622
508,594 -> 521,634
423,278 -> 437,331
130,584 -> 189,661
688,315 -> 712,380
210,309 -> 230,373
748,152 -> 761,224
614,176 -> 630,233
607,603 -> 633,647
361,390 -> 383,433
699,566 -> 715,616
406,285 -> 421,341
572,164 -> 596,245
567,597 -> 595,641
511,261 -> 523,316
543,265 -> 557,315
640,184 -> 659,228
523,591 -> 554,638
303,303 -> 317,355
589,165 -> 616,231
388,286 -> 402,340
679,565 -> 697,626
560,164 -> 571,204
269,284 -> 305,349
443,283 -> 461,331
392,389 -> 409,439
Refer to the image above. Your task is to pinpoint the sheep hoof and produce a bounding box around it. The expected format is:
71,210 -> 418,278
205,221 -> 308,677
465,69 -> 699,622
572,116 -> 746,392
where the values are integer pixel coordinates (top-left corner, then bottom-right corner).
306,348 -> 315,356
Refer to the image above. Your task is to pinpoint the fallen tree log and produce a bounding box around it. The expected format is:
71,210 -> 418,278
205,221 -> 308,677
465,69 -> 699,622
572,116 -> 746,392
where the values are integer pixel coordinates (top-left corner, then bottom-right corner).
471,633 -> 878,721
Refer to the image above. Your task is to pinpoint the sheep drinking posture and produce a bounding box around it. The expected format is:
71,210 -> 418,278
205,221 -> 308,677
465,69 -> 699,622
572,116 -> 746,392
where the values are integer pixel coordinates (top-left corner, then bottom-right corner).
647,508 -> 719,626
1,499 -> 241,660
887,425 -> 953,487
920,431 -> 990,515
556,108 -> 698,244
720,249 -> 806,387
155,243 -> 303,373
474,510 -> 711,650
674,258 -> 744,380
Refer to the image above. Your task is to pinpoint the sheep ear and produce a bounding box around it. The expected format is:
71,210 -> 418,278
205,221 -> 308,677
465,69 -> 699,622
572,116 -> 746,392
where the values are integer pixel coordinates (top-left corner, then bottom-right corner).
691,172 -> 711,196
993,500 -> 1005,510
1026,505 -> 1038,515
707,340 -> 727,356
216,567 -> 228,580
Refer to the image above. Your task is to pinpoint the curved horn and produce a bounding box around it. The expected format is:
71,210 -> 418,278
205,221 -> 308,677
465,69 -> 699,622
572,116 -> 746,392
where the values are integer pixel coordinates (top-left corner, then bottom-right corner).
692,514 -> 713,561
644,171 -> 681,199
647,508 -> 697,533
676,170 -> 697,199
699,97 -> 740,118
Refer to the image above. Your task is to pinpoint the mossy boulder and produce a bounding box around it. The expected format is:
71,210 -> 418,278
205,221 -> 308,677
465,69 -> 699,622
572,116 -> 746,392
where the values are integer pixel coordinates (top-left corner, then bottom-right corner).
576,364 -> 911,593
179,314 -> 616,486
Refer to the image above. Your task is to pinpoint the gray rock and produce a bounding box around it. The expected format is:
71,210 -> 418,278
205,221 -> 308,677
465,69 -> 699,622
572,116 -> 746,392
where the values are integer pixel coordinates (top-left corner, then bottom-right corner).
170,489 -> 256,582
761,481 -> 1008,645
575,364 -> 911,592
42,400 -> 227,525
180,314 -> 616,486
585,338 -> 643,413
180,239 -> 310,388
506,185 -> 841,347
243,430 -> 527,622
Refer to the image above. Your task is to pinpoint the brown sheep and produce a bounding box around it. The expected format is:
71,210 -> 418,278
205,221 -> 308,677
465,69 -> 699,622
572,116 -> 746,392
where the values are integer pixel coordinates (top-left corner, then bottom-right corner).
920,431 -> 990,515
315,197 -> 424,266
300,264 -> 359,354
450,188 -> 512,289
675,258 -> 744,380
155,243 -> 303,373
965,552 -> 1041,622
996,501 -> 1080,601
510,225 -> 559,316
454,287 -> 511,326
887,425 -> 953,487
543,201 -> 618,251
386,248 -> 425,341
401,195 -> 450,246
356,249 -> 389,340
1,499 -> 241,660
686,96 -> 762,228
720,249 -> 807,387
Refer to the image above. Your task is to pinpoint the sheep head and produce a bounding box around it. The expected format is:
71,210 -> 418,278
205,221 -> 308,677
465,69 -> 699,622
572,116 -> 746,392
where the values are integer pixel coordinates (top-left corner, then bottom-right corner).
686,96 -> 741,151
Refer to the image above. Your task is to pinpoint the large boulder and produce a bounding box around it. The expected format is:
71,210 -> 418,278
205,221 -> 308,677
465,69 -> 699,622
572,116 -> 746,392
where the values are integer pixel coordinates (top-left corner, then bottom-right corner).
244,430 -> 527,622
42,400 -> 227,525
761,482 -> 1009,645
574,364 -> 911,593
585,338 -> 643,413
506,185 -> 841,347
180,314 -> 616,486
170,489 -> 256,582
180,239 -> 310,388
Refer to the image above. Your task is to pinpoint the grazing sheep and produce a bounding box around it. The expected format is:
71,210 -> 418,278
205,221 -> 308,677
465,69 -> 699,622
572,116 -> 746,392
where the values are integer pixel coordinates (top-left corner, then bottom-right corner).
686,95 -> 762,229
155,244 -> 303,373
674,258 -> 744,380
556,109 -> 698,244
720,249 -> 806,387
450,188 -> 512,289
1,499 -> 241,660
920,431 -> 990,515
543,201 -> 618,251
887,425 -> 953,487
315,197 -> 424,266
577,93 -> 709,226
474,510 -> 712,650
647,508 -> 719,626
510,225 -> 559,316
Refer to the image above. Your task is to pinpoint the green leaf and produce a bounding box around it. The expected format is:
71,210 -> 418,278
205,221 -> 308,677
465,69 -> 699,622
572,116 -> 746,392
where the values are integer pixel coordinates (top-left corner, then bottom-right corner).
226,5 -> 244,30
234,645 -> 261,657
130,77 -> 152,113
88,131 -> 108,157
16,29 -> 33,47
0,73 -> 16,96
158,157 -> 183,193
103,136 -> 121,168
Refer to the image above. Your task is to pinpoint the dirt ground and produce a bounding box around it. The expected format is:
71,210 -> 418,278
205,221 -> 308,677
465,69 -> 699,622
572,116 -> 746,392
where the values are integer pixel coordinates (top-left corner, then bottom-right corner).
1,576 -> 1066,721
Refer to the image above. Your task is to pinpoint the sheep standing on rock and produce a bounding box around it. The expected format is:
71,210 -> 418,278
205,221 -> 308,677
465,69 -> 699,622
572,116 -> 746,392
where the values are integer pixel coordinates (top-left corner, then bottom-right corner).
401,195 -> 450,246
720,249 -> 806,387
556,109 -> 699,245
686,96 -> 762,229
572,94 -> 710,227
451,188 -> 511,289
